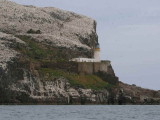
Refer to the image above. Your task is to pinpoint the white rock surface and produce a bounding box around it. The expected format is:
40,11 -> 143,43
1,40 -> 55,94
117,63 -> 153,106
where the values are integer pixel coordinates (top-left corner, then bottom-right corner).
0,32 -> 24,70
0,0 -> 97,49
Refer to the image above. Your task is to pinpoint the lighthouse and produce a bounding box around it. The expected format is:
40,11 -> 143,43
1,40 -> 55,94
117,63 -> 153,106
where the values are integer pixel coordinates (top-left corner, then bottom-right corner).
70,43 -> 101,62
94,43 -> 100,62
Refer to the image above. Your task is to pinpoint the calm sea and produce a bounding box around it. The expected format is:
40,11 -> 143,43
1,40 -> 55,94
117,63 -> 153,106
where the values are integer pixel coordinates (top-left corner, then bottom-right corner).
0,105 -> 160,120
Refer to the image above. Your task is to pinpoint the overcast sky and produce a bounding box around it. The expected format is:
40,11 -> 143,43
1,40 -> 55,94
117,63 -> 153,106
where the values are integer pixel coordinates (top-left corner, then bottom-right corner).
10,0 -> 160,90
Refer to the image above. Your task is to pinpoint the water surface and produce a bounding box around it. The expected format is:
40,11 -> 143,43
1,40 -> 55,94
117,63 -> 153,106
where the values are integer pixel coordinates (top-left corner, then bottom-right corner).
0,105 -> 160,120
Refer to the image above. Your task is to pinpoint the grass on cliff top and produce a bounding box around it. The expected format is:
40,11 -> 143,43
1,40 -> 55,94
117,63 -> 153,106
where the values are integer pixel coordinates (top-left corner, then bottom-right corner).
15,35 -> 67,62
15,35 -> 48,59
39,68 -> 110,90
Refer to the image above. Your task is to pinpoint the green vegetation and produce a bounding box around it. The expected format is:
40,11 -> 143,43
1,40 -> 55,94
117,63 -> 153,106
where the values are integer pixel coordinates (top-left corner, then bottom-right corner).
15,35 -> 49,60
15,35 -> 91,62
15,35 -> 67,62
39,68 -> 110,90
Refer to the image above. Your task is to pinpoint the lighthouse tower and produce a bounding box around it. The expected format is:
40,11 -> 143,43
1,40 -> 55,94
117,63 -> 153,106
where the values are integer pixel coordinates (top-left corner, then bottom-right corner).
94,43 -> 101,62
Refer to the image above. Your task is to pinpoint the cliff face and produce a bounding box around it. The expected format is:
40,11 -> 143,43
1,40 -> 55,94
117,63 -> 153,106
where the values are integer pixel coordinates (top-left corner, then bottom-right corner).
0,33 -> 115,104
0,0 -> 159,104
0,0 -> 115,104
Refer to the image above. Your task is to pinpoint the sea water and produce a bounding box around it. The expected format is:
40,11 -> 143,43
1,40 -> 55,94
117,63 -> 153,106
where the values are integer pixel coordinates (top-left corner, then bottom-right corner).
0,105 -> 160,120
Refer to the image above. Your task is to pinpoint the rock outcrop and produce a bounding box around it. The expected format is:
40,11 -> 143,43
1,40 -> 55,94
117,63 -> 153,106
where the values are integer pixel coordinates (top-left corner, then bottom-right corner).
0,0 -> 97,50
118,82 -> 160,104
0,0 -> 159,104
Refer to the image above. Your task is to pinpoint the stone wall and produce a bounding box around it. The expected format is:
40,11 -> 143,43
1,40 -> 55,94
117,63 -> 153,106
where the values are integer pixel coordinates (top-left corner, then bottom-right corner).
78,62 -> 93,74
78,60 -> 111,74
39,60 -> 112,75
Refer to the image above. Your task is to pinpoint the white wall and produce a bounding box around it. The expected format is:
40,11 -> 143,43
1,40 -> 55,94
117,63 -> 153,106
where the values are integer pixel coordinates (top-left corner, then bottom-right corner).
94,50 -> 100,62
71,58 -> 100,62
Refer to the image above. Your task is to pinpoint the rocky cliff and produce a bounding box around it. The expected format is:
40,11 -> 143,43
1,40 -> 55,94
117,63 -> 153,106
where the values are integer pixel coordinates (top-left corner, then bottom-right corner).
0,0 -> 160,104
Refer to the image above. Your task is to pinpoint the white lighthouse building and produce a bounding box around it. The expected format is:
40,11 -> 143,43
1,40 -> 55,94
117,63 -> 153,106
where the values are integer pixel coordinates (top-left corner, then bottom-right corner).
70,43 -> 101,62
94,43 -> 100,62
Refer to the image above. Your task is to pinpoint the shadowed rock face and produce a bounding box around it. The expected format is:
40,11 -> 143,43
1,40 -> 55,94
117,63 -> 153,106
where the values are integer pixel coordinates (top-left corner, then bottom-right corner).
0,0 -> 159,104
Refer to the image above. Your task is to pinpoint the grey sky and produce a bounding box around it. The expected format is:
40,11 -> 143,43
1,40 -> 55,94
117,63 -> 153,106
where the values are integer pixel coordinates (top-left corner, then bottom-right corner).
10,0 -> 160,90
